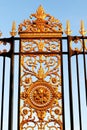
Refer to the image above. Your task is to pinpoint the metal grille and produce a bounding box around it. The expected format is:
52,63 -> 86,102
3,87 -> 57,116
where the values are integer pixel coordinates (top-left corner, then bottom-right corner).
0,36 -> 87,130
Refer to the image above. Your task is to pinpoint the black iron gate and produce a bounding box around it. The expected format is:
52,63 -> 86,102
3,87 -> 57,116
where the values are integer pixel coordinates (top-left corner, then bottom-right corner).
0,5 -> 87,130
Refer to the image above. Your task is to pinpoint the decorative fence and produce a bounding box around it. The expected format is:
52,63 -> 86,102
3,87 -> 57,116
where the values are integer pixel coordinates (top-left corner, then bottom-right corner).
0,5 -> 87,130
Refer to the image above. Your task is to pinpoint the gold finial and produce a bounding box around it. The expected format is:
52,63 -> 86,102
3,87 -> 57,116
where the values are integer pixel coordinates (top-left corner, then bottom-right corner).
0,31 -> 2,37
37,64 -> 45,80
79,20 -> 87,36
30,5 -> 47,20
65,20 -> 72,35
10,21 -> 17,36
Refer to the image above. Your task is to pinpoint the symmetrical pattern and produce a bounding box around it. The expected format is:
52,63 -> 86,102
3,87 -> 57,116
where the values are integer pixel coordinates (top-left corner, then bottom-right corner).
19,5 -> 63,130
0,41 -> 11,54
0,4 -> 87,130
21,39 -> 60,52
18,5 -> 62,33
70,38 -> 87,52
20,53 -> 62,130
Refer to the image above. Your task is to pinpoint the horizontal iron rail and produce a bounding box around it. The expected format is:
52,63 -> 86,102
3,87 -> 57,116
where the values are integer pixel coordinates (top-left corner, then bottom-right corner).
0,36 -> 87,41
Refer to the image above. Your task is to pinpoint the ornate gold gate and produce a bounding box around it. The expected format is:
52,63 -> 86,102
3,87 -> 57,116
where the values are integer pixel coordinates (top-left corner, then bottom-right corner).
19,5 -> 63,130
1,5 -> 87,130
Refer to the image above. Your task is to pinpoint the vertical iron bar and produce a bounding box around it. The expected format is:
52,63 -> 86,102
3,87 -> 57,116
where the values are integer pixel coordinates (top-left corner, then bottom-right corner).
60,38 -> 65,130
0,56 -> 5,130
76,53 -> 82,130
67,36 -> 74,130
82,38 -> 87,104
17,39 -> 21,130
8,37 -> 14,130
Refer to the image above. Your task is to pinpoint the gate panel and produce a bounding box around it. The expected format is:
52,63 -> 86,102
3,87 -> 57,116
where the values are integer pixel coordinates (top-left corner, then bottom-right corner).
20,39 -> 63,130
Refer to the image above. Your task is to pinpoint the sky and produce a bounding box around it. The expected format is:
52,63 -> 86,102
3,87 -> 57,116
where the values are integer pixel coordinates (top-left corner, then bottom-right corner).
0,0 -> 87,37
0,0 -> 87,130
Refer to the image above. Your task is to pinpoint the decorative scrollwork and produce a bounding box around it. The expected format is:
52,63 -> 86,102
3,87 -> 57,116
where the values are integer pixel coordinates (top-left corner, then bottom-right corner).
0,41 -> 11,54
18,5 -> 62,33
21,39 -> 60,52
21,81 -> 55,110
70,37 -> 87,53
70,38 -> 83,52
19,5 -> 63,130
21,55 -> 60,81
20,54 -> 62,130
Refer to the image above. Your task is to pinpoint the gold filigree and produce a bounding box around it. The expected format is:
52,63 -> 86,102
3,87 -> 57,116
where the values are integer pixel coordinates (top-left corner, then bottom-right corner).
70,38 -> 83,52
38,40 -> 45,51
18,5 -> 63,38
37,64 -> 45,80
20,54 -> 62,130
37,110 -> 46,120
21,81 -> 55,110
21,39 -> 61,52
30,5 -> 49,20
19,6 -> 63,130
0,41 -> 11,54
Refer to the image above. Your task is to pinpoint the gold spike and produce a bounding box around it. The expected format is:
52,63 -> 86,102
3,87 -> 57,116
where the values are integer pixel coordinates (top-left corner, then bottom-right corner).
10,21 -> 17,36
0,31 -> 2,37
79,20 -> 87,36
65,20 -> 72,35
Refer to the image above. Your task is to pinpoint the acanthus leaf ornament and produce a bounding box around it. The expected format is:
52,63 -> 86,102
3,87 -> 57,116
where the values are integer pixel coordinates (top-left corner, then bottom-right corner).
18,5 -> 63,38
20,6 -> 63,130
20,55 -> 62,130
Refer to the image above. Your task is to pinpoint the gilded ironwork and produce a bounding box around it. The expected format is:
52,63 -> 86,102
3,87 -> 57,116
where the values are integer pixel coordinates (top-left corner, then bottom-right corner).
19,5 -> 63,130
79,20 -> 87,36
20,54 -> 62,130
70,38 -> 83,52
21,39 -> 60,52
70,37 -> 87,53
0,4 -> 87,130
10,21 -> 17,36
0,31 -> 2,37
18,5 -> 63,38
65,20 -> 72,35
0,41 -> 11,54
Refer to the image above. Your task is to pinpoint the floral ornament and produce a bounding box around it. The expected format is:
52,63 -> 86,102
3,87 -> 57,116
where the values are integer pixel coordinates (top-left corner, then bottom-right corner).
50,106 -> 62,120
50,76 -> 61,86
20,76 -> 32,87
20,107 -> 32,119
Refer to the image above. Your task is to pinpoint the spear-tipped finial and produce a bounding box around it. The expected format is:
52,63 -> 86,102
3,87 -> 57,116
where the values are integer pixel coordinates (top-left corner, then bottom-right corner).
0,31 -> 2,37
65,20 -> 72,35
79,20 -> 87,36
10,21 -> 17,36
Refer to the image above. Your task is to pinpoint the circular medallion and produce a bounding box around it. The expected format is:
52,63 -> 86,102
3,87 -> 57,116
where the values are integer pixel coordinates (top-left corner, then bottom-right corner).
27,81 -> 54,110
